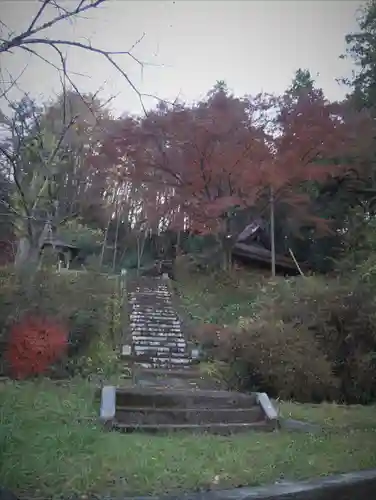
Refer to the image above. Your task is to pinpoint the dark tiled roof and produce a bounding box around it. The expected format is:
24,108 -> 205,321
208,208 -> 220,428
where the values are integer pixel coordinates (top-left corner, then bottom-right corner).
42,235 -> 79,250
232,242 -> 297,271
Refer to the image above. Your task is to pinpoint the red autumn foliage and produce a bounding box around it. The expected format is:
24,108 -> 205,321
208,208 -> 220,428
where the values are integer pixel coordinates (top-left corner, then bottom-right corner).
97,85 -> 370,238
6,315 -> 68,379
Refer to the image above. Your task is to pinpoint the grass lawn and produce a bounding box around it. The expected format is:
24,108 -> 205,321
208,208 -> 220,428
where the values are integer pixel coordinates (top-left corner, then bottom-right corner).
176,268 -> 263,325
1,379 -> 376,499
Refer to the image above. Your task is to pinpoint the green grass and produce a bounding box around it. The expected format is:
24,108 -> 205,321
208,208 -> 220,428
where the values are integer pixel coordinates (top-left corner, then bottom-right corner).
280,401 -> 376,430
176,268 -> 264,325
1,380 -> 376,499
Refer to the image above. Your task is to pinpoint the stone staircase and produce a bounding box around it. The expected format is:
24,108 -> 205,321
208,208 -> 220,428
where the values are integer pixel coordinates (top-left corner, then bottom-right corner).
100,275 -> 279,434
126,276 -> 192,370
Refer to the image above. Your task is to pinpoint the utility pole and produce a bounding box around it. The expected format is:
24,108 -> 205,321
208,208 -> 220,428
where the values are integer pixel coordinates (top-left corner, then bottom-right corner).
270,185 -> 276,278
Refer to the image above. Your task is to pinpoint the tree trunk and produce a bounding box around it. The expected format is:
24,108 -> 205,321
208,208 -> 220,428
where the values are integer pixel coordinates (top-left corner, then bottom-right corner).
270,186 -> 276,278
136,230 -> 147,275
219,234 -> 233,272
14,236 -> 41,271
99,215 -> 111,269
112,207 -> 121,273
14,221 -> 52,275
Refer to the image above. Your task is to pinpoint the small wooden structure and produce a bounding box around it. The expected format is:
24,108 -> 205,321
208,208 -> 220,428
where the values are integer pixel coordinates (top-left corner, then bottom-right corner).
232,221 -> 303,275
41,224 -> 80,270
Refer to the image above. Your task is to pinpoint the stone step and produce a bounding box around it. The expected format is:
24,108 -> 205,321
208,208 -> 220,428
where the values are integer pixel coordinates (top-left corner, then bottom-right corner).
131,316 -> 180,322
132,367 -> 202,378
130,292 -> 170,296
132,295 -> 170,299
132,334 -> 183,341
134,346 -> 187,355
132,331 -> 183,338
135,362 -> 192,369
133,346 -> 187,354
149,353 -> 191,360
132,330 -> 184,342
131,305 -> 175,311
132,350 -> 191,358
131,328 -> 182,335
142,357 -> 192,366
131,329 -> 182,336
126,357 -> 192,368
131,315 -> 178,322
130,319 -> 181,326
133,334 -> 184,340
111,421 -> 276,434
131,311 -> 177,318
130,308 -> 176,314
130,313 -> 178,320
133,346 -> 186,353
134,342 -> 186,350
131,323 -> 181,329
131,318 -> 180,324
115,386 -> 258,406
129,297 -> 172,304
115,406 -> 264,425
131,323 -> 180,329
131,302 -> 174,309
131,316 -> 178,322
133,339 -> 186,347
135,360 -> 192,369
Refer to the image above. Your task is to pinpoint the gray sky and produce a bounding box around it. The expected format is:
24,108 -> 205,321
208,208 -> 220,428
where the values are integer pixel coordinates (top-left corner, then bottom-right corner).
1,0 -> 365,116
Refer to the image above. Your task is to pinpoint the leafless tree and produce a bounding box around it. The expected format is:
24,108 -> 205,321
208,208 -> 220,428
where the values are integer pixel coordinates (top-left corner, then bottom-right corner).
0,0 -> 147,108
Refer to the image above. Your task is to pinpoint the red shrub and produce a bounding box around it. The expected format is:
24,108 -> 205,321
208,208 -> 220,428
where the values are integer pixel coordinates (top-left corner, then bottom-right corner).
6,315 -> 68,379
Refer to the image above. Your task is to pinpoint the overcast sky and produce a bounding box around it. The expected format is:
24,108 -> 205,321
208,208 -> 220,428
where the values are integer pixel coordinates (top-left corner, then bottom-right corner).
1,0 -> 365,116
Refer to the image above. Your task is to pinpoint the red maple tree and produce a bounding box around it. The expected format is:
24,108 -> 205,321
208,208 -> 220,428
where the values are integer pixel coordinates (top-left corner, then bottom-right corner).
97,83 -> 369,260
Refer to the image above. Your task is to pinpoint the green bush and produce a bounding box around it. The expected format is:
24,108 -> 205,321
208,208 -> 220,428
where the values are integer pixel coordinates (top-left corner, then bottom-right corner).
0,267 -> 122,378
195,274 -> 376,404
194,315 -> 337,402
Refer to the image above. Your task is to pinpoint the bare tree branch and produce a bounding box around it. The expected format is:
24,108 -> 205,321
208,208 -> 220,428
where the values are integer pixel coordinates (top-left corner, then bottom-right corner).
0,65 -> 29,99
0,0 -> 106,54
0,0 -> 153,111
28,0 -> 53,33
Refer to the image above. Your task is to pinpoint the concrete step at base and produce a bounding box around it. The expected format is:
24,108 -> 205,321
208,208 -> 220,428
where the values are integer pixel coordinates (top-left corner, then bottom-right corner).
115,406 -> 264,425
111,421 -> 277,434
115,387 -> 258,408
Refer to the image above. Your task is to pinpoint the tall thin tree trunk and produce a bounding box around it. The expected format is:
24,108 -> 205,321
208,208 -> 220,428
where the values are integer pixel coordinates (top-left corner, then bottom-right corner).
100,213 -> 112,269
112,203 -> 121,273
270,185 -> 276,278
176,229 -> 181,255
136,230 -> 147,276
